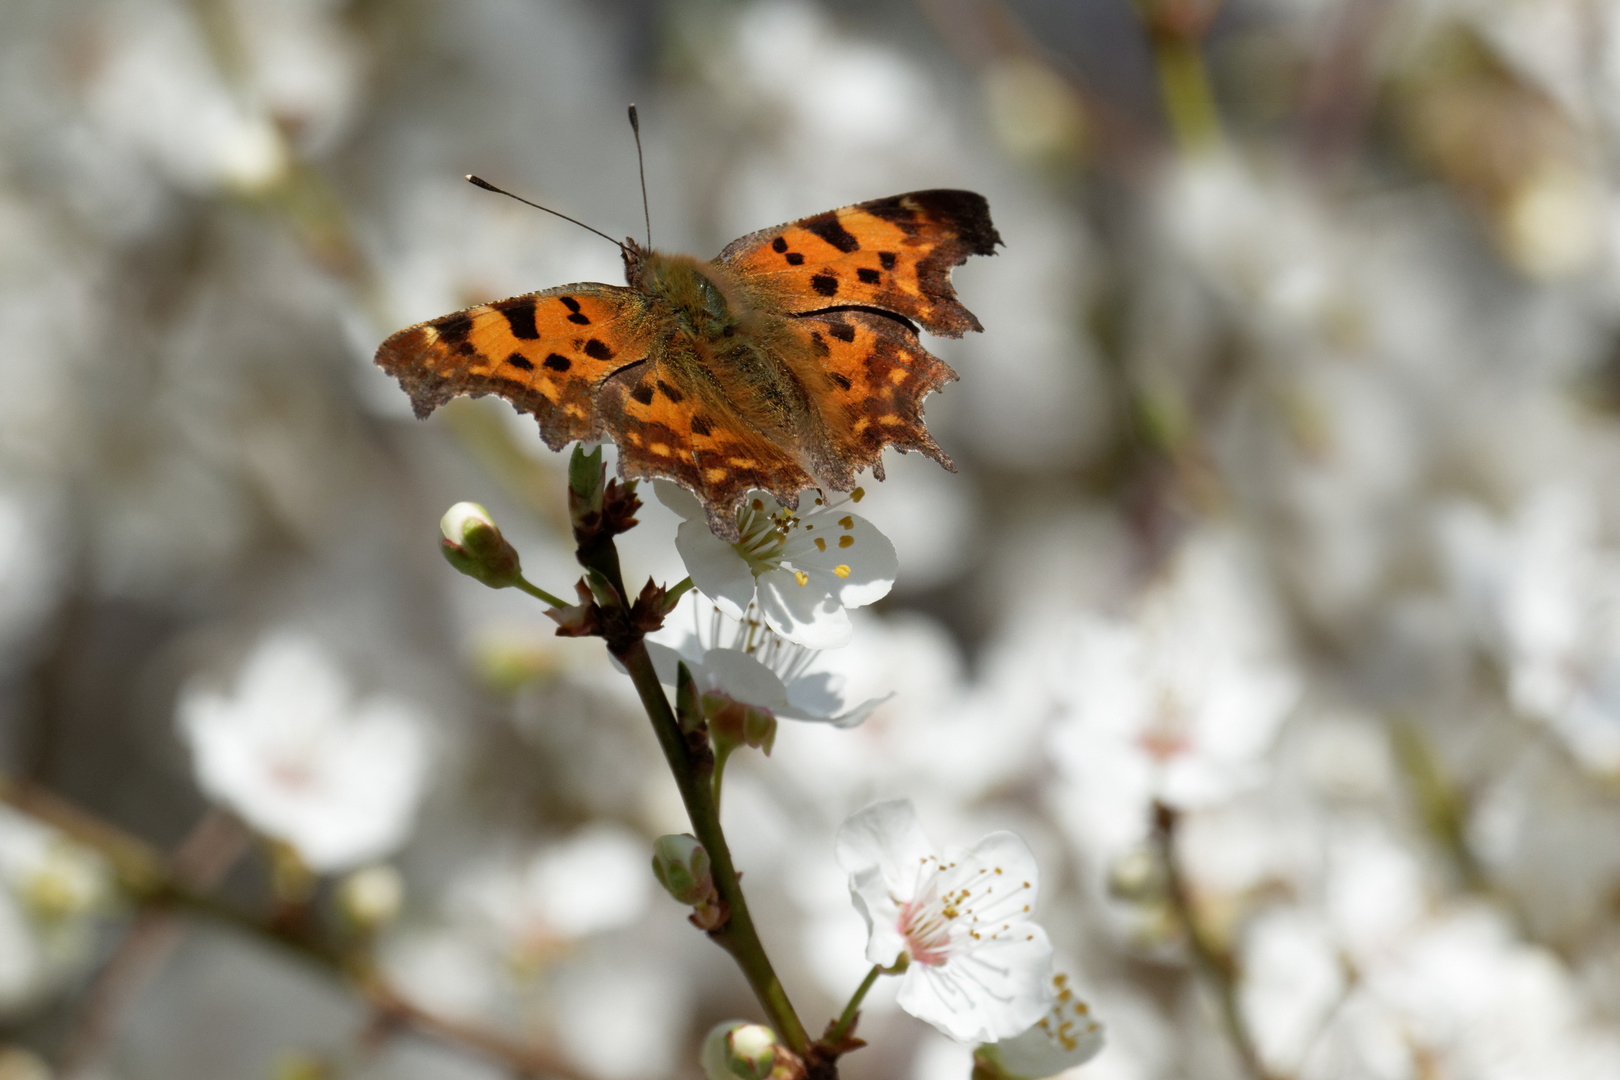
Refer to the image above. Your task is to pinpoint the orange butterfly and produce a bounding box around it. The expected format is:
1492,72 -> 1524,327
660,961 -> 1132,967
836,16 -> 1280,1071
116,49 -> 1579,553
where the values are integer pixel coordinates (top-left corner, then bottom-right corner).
375,183 -> 1000,541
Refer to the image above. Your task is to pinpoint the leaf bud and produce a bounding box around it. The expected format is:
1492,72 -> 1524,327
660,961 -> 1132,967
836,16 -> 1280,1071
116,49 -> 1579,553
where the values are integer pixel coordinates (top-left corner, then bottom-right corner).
651,833 -> 714,905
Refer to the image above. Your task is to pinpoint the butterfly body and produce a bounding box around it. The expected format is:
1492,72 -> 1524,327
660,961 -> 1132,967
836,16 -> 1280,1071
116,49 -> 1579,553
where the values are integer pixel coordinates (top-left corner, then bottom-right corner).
377,190 -> 1001,540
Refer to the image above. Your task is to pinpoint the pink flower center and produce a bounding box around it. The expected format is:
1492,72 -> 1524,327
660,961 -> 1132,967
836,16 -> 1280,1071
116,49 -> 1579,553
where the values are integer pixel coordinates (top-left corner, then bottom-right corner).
896,884 -> 966,967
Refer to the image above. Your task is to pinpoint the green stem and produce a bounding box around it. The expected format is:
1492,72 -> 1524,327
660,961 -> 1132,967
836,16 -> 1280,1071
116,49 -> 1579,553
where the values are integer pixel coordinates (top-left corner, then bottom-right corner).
828,964 -> 883,1046
1150,31 -> 1222,154
617,639 -> 809,1054
712,742 -> 736,811
513,575 -> 569,608
665,576 -> 697,607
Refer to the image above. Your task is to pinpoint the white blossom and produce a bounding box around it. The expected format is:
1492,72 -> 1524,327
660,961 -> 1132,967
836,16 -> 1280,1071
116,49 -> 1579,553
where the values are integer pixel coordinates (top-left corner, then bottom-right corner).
979,972 -> 1105,1079
836,799 -> 1054,1044
177,632 -> 431,873
656,481 -> 897,650
646,593 -> 889,727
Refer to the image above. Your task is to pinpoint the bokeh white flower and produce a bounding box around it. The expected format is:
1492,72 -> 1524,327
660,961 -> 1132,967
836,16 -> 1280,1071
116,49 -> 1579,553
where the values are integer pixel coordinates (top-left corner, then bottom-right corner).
177,632 -> 432,872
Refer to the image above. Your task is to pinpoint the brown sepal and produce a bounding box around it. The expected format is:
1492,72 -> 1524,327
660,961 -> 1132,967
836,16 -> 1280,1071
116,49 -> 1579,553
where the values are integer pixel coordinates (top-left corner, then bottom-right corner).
688,897 -> 730,932
816,1016 -> 867,1058
545,579 -> 604,638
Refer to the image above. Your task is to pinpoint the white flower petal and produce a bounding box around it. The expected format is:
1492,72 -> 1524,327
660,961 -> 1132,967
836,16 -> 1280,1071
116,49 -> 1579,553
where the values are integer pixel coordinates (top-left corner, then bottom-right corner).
788,512 -> 897,609
835,799 -> 935,899
701,648 -> 790,709
676,520 -> 755,619
899,926 -> 1055,1043
758,567 -> 852,649
653,478 -> 705,521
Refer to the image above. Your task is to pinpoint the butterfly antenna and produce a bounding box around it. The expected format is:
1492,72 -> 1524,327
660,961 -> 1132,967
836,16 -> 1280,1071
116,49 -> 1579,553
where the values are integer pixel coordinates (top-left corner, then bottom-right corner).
628,104 -> 652,249
464,175 -> 625,252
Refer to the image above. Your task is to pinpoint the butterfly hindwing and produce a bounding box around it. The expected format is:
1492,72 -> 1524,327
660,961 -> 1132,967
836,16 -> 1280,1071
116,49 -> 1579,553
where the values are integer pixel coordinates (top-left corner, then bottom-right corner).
791,310 -> 959,483
374,284 -> 655,448
595,359 -> 813,541
717,190 -> 1001,337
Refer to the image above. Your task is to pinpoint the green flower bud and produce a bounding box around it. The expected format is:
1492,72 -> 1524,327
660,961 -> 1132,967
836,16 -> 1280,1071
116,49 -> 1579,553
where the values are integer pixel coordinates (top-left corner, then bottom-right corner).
336,864 -> 404,930
651,833 -> 713,905
700,1022 -> 777,1080
440,502 -> 522,588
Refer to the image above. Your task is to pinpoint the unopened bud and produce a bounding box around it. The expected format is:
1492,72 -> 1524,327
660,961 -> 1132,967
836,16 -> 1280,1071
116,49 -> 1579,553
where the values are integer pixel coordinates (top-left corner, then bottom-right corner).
705,692 -> 777,756
1106,846 -> 1164,903
676,662 -> 704,734
336,864 -> 404,929
568,444 -> 606,521
700,1022 -> 777,1080
440,502 -> 522,588
652,833 -> 713,905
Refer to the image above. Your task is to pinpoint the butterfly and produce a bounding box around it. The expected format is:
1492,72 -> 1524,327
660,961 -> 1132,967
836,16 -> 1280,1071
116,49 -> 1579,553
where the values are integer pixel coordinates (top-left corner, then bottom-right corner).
375,187 -> 1000,542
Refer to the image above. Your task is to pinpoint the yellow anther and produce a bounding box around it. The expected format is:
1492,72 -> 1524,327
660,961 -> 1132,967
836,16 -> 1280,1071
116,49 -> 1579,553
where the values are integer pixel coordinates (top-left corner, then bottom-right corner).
839,515 -> 854,529
834,564 -> 850,578
794,570 -> 809,587
815,537 -> 827,551
852,486 -> 865,502
838,535 -> 854,548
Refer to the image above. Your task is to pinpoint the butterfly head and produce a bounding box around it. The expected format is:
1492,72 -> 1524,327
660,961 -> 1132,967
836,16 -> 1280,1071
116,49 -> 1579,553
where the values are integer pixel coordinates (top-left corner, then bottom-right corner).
626,245 -> 741,343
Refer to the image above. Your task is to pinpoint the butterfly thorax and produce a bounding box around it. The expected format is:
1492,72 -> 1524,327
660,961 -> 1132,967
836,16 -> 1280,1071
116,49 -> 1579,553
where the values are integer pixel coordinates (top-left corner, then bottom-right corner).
625,242 -> 812,440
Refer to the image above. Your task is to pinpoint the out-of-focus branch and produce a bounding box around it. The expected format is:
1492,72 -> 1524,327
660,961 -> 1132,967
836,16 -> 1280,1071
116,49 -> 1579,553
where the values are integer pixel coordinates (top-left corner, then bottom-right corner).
0,776 -> 587,1080
59,810 -> 251,1079
1152,801 -> 1279,1080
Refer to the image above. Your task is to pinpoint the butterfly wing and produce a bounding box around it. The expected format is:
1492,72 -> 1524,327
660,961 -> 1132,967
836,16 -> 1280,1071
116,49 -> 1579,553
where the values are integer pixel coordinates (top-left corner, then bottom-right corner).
374,284 -> 657,449
787,310 -> 959,486
716,190 -> 1001,337
595,359 -> 814,541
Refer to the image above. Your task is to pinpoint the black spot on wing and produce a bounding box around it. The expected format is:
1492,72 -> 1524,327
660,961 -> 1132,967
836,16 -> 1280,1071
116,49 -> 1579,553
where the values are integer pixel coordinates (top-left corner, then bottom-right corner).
495,297 -> 539,340
506,353 -> 535,371
811,274 -> 839,297
656,379 -> 684,403
879,251 -> 897,270
771,236 -> 788,253
584,338 -> 614,361
828,322 -> 855,343
630,383 -> 655,406
785,252 -> 805,266
857,268 -> 881,284
803,212 -> 861,253
435,311 -> 473,345
691,415 -> 714,436
831,372 -> 853,390
543,353 -> 571,372
860,191 -> 1001,254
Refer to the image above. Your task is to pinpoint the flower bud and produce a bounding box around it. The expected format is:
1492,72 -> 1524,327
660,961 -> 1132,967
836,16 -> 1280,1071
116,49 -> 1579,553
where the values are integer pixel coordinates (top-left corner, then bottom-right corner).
439,502 -> 522,588
705,692 -> 777,756
700,1022 -> 777,1080
568,444 -> 607,524
336,864 -> 404,930
651,833 -> 713,905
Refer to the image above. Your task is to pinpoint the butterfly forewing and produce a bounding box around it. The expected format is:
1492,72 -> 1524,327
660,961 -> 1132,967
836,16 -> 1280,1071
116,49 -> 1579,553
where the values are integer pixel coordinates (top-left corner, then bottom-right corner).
717,190 -> 1001,338
375,284 -> 655,448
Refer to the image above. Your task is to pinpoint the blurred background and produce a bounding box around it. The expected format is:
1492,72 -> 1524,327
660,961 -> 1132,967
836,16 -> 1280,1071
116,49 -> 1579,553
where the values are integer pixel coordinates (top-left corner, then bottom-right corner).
5,0 -> 1620,1078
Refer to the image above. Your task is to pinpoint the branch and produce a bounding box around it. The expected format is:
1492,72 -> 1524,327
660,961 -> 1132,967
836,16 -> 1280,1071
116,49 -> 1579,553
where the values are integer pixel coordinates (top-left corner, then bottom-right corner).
1152,801 -> 1278,1080
0,777 -> 586,1080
